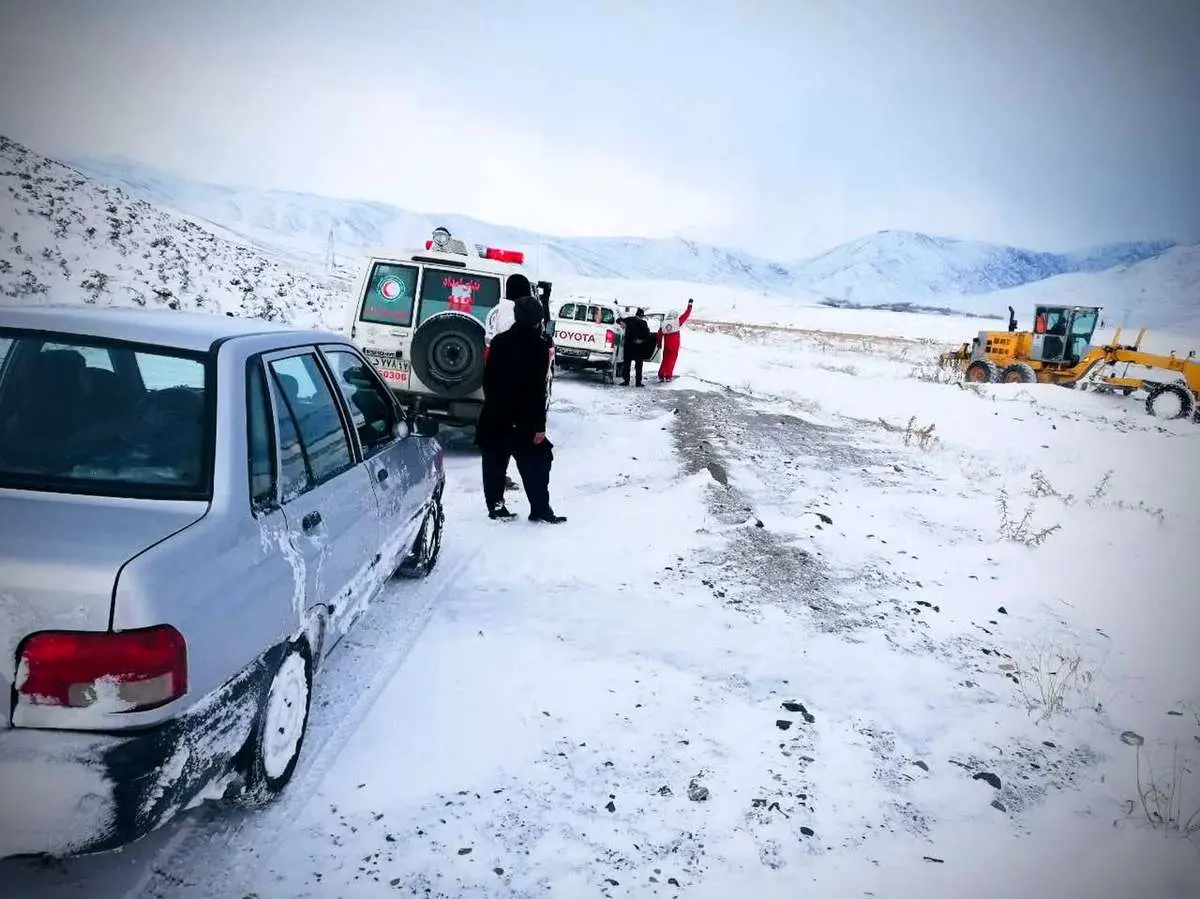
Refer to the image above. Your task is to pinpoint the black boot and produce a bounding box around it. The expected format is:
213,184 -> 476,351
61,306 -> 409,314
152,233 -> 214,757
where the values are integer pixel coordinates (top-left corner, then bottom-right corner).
489,503 -> 517,521
528,509 -> 567,524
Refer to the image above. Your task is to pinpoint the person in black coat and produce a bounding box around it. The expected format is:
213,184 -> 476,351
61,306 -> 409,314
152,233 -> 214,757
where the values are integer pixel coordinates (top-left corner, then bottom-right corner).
474,289 -> 567,524
617,308 -> 654,387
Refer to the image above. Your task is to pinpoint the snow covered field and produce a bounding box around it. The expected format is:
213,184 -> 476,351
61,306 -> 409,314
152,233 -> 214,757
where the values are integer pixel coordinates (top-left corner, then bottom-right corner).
3,312 -> 1197,899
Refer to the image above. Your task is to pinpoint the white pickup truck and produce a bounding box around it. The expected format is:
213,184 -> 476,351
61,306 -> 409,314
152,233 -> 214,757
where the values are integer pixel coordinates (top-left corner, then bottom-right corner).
551,298 -> 664,384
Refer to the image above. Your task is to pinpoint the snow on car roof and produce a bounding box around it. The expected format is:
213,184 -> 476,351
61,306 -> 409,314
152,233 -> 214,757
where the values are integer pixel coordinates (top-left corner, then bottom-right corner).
0,303 -> 337,352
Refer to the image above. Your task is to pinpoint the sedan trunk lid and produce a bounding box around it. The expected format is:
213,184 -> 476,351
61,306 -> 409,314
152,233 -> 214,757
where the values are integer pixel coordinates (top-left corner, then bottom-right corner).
0,489 -> 208,729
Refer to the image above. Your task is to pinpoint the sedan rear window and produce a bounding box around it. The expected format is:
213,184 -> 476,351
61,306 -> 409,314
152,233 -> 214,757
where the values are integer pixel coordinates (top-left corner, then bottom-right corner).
0,330 -> 212,500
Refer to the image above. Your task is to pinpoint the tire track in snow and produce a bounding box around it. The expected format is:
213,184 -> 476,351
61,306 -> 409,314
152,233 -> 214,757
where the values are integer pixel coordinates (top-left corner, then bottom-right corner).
120,541 -> 482,899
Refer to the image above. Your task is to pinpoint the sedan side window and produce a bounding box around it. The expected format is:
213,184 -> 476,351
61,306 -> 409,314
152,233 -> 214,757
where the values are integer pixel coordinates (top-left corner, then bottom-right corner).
247,358 -> 276,511
267,352 -> 354,501
320,347 -> 399,459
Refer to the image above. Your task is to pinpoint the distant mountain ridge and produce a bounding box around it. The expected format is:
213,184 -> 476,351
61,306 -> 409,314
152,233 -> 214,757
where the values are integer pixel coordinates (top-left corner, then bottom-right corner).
788,229 -> 1179,309
59,152 -> 1198,328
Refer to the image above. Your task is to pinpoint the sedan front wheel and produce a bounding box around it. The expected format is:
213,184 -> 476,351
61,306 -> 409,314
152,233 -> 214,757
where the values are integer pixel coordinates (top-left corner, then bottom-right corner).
396,494 -> 444,579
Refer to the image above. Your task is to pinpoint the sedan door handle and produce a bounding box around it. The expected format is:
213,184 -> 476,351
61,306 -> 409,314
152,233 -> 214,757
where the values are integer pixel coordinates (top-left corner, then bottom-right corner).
376,468 -> 389,482
302,510 -> 322,531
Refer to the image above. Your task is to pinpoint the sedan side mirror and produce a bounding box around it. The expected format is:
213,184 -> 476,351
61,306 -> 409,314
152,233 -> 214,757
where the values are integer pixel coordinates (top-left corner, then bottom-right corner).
393,420 -> 411,441
411,415 -> 440,438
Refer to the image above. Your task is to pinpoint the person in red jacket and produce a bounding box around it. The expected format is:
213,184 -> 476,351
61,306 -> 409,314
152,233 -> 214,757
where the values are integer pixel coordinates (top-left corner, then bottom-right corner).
655,298 -> 693,382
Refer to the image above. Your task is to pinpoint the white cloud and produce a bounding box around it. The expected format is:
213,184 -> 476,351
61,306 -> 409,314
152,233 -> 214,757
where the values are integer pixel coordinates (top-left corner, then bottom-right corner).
0,0 -> 1196,257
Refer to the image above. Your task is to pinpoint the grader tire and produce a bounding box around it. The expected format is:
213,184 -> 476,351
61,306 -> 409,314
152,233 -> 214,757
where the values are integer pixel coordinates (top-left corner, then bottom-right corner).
965,360 -> 999,383
1000,362 -> 1037,384
1145,383 -> 1196,421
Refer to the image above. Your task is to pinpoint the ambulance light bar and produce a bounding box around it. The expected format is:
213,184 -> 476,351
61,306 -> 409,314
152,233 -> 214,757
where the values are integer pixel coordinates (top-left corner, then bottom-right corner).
420,239 -> 524,265
484,247 -> 525,264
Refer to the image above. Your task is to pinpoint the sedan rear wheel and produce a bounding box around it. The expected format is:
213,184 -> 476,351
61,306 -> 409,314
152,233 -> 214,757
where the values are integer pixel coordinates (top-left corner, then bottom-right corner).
236,641 -> 313,805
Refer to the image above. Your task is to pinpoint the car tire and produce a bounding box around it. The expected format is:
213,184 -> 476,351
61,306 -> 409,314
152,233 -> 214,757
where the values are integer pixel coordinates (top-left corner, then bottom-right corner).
396,493 -> 444,579
234,640 -> 313,806
410,315 -> 486,398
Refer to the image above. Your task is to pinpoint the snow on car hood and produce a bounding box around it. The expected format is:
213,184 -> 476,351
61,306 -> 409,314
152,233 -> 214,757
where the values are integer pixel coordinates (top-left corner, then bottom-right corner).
0,488 -> 208,730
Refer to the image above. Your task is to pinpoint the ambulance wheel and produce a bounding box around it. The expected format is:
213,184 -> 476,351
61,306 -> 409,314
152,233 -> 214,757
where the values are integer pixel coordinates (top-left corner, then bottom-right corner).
1145,383 -> 1196,421
411,316 -> 486,399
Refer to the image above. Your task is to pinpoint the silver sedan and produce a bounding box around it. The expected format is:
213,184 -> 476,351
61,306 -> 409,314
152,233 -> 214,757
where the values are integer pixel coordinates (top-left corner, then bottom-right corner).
0,304 -> 446,859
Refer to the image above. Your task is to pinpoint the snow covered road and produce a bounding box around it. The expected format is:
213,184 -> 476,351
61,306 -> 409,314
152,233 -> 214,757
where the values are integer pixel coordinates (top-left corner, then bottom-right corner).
2,334 -> 1198,898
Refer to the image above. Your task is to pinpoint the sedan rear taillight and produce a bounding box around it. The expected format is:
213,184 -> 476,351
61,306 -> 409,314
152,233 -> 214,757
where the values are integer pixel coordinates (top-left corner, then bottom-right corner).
16,625 -> 188,713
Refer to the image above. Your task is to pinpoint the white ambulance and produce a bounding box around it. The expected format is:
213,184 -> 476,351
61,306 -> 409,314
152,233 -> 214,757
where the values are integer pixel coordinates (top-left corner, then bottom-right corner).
345,227 -> 555,427
551,298 -> 664,383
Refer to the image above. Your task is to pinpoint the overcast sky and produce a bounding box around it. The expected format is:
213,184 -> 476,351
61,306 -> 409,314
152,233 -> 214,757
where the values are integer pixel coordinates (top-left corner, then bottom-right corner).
0,0 -> 1197,258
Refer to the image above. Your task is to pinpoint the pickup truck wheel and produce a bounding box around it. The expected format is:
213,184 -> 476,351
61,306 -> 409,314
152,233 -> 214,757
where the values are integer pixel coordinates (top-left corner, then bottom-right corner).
235,641 -> 313,805
411,316 -> 486,398
396,494 -> 444,579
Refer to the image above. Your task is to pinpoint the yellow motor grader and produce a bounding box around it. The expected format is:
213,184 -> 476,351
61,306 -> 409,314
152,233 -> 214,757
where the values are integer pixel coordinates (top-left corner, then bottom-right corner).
939,303 -> 1199,422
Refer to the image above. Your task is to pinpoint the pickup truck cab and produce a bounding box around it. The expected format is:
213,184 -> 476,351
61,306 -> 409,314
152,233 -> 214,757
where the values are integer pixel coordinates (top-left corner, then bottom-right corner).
551,299 -> 664,383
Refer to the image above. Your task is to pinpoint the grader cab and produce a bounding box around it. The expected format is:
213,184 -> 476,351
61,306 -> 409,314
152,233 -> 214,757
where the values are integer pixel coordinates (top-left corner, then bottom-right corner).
939,304 -> 1199,422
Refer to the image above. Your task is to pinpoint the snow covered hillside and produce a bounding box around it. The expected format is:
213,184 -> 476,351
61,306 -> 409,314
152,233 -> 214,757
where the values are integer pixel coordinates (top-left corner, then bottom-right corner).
788,230 -> 1177,309
964,244 -> 1200,336
68,154 -> 1198,333
66,156 -> 798,293
0,137 -> 350,327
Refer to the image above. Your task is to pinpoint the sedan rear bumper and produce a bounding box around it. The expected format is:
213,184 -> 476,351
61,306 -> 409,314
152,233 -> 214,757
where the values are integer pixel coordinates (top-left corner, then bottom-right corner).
0,650 -> 272,860
0,728 -> 155,858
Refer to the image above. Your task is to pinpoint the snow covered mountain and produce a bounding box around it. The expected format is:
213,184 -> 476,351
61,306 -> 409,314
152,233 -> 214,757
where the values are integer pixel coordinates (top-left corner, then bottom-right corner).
8,143 -> 1195,333
787,229 -> 1178,308
967,243 -> 1200,335
0,138 -> 349,327
65,156 -> 798,293
66,154 -> 1192,324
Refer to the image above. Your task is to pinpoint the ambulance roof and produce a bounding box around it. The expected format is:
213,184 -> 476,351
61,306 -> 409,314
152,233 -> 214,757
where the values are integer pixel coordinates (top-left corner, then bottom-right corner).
365,231 -> 533,280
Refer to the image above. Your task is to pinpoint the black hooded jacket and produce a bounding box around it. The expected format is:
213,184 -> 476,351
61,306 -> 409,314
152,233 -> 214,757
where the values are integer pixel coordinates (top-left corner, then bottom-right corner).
619,314 -> 655,362
475,295 -> 551,449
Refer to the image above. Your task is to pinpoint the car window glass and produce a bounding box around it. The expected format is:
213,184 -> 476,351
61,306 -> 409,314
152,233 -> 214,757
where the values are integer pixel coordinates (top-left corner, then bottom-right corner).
136,352 -> 204,389
571,305 -> 587,322
44,342 -> 113,371
360,262 -> 419,327
558,303 -> 576,320
0,334 -> 210,498
267,353 -> 353,498
321,347 -> 398,458
247,359 -> 275,509
416,267 -> 501,326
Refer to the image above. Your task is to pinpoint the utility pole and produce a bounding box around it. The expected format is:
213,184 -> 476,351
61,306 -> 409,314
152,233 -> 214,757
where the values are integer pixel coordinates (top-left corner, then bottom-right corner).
325,226 -> 336,275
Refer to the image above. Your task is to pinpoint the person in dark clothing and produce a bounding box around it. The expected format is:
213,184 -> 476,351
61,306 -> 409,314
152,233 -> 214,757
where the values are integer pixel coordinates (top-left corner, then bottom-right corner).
617,308 -> 654,387
474,287 -> 566,524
